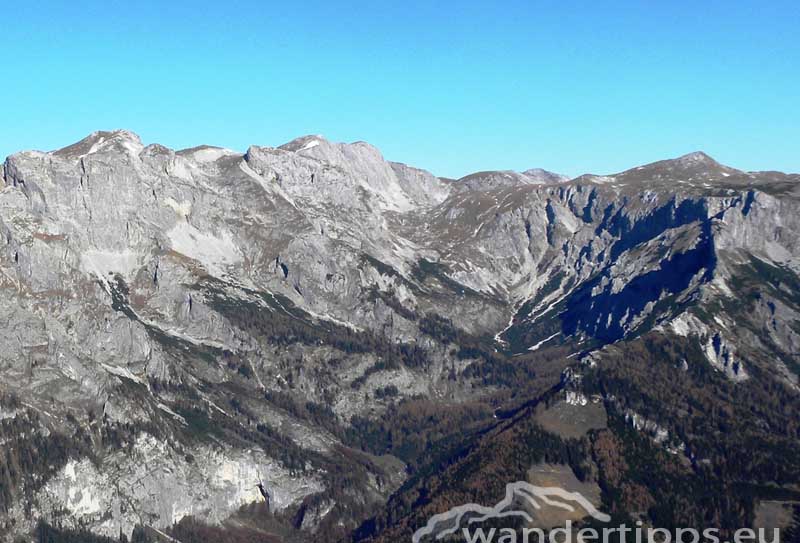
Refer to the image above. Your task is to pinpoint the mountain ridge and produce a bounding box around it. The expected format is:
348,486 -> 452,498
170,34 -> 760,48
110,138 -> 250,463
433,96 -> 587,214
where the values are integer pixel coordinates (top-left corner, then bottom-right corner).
17,128 -> 798,190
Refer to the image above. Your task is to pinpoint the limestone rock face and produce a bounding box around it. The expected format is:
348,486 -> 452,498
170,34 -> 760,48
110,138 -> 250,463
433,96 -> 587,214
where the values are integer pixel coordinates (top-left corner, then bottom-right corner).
0,131 -> 798,540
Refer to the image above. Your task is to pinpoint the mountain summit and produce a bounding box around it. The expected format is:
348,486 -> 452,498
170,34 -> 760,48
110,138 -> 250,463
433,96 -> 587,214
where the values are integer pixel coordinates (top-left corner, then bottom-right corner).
610,150 -> 742,185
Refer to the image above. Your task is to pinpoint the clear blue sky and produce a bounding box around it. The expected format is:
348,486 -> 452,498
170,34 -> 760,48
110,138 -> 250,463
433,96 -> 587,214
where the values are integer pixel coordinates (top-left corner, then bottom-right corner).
2,1 -> 798,178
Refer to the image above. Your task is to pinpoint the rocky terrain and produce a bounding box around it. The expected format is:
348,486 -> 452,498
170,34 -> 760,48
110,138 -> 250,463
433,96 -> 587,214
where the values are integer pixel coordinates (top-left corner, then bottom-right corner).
0,130 -> 798,542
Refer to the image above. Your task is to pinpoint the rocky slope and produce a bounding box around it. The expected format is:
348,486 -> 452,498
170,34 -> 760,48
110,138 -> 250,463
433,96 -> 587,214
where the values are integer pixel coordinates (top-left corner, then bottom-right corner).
0,130 -> 798,541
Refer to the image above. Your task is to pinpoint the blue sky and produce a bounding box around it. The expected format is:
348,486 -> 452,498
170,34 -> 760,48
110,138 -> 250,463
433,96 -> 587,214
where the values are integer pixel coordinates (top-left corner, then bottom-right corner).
2,1 -> 798,178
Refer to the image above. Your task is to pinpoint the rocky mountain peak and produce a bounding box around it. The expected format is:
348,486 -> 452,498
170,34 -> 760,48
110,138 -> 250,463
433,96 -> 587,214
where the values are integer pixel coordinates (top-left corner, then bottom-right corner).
277,134 -> 329,153
675,150 -> 718,166
609,150 -> 742,186
176,144 -> 239,158
644,150 -> 734,175
455,167 -> 568,192
521,168 -> 571,184
245,134 -> 451,211
53,129 -> 144,160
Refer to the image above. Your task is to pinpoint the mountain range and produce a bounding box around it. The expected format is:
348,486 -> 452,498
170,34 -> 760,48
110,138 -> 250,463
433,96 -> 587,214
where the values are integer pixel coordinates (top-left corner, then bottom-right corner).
0,130 -> 798,542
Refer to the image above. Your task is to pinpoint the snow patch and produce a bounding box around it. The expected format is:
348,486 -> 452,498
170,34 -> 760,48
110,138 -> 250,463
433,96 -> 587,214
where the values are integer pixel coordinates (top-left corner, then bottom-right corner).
85,137 -> 106,156
528,332 -> 559,351
299,140 -> 320,151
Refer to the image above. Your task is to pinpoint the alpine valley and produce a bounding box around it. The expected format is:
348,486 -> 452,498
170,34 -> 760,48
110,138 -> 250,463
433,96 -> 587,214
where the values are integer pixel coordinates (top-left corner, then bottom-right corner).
0,130 -> 798,542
